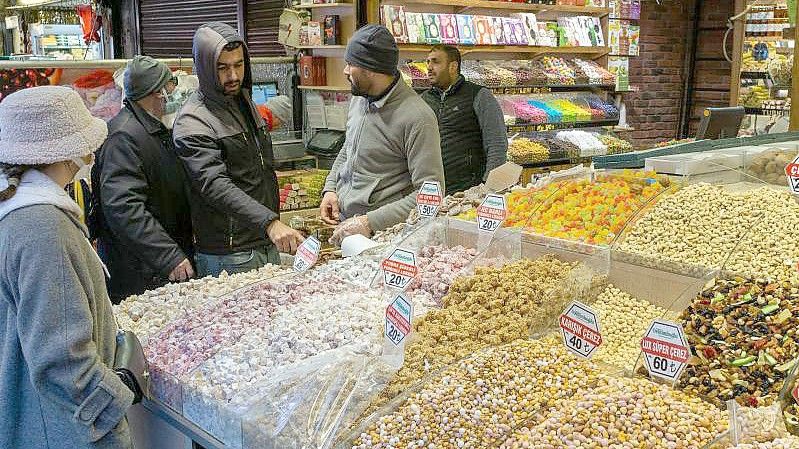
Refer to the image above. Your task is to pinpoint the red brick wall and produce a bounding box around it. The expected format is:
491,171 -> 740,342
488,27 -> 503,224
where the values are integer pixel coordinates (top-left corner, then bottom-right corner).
621,0 -> 733,148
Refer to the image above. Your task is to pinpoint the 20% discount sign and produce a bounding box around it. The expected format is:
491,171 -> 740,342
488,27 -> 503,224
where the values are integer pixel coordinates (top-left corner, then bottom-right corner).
293,236 -> 321,273
385,293 -> 413,347
476,194 -> 507,234
381,248 -> 418,290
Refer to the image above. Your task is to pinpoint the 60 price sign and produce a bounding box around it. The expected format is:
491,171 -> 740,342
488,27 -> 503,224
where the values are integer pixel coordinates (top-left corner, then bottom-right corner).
640,319 -> 690,383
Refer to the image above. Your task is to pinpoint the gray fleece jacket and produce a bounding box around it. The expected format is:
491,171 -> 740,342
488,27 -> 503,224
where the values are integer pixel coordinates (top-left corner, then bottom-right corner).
0,169 -> 133,449
324,79 -> 445,231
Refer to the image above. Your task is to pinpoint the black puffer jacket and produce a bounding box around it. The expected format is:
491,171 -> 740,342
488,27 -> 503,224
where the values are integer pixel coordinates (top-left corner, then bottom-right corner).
172,22 -> 279,255
91,99 -> 194,302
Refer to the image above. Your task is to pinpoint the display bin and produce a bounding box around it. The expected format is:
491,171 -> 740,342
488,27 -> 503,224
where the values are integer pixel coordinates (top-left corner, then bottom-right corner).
742,144 -> 799,186
370,217 -> 522,309
239,348 -> 398,449
644,147 -> 752,180
179,273 -> 374,445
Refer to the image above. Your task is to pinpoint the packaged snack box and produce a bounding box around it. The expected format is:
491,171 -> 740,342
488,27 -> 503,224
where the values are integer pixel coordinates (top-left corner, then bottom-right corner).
382,5 -> 408,43
422,13 -> 442,44
456,14 -> 476,45
438,14 -> 460,44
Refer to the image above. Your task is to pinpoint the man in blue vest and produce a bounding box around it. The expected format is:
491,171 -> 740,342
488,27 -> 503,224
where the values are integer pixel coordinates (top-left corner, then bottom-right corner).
421,45 -> 508,194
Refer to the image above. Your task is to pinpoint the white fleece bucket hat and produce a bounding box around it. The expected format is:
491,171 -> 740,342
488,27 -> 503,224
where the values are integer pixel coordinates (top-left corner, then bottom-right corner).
0,85 -> 108,165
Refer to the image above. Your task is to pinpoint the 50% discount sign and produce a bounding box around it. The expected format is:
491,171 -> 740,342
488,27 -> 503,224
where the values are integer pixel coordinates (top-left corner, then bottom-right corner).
381,248 -> 418,290
559,301 -> 603,359
640,319 -> 690,382
416,181 -> 443,218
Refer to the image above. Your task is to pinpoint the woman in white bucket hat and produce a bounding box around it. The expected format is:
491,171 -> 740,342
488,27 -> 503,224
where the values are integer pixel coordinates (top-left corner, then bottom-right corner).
0,86 -> 141,449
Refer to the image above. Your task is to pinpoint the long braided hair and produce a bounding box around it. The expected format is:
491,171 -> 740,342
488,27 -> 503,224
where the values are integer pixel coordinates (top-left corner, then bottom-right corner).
0,163 -> 33,201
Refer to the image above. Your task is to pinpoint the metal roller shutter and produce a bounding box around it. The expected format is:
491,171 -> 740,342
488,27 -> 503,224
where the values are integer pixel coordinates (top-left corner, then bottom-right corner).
139,0 -> 238,58
246,0 -> 285,57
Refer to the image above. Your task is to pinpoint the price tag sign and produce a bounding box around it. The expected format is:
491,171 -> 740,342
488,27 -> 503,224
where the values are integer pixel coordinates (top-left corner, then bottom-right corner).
293,236 -> 321,272
640,319 -> 690,382
476,194 -> 507,234
416,181 -> 443,218
381,248 -> 418,290
385,292 -> 413,347
559,301 -> 603,359
786,156 -> 799,194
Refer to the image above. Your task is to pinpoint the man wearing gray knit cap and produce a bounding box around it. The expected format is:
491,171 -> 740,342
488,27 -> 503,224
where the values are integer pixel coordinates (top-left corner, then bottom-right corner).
91,55 -> 195,302
321,25 -> 445,245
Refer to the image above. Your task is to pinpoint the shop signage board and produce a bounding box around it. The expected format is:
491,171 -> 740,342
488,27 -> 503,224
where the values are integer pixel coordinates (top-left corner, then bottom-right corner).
385,292 -> 413,347
559,301 -> 603,359
293,236 -> 321,272
381,248 -> 418,290
476,194 -> 507,234
640,319 -> 690,382
785,155 -> 799,194
416,181 -> 443,218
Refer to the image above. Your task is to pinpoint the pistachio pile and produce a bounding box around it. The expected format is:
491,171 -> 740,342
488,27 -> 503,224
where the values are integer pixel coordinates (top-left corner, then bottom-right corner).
725,189 -> 799,282
677,277 -> 799,408
352,338 -> 602,449
616,184 -> 773,272
591,285 -> 668,370
500,376 -> 727,449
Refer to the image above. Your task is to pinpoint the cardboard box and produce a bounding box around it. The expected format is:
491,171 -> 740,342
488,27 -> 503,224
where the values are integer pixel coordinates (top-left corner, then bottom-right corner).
406,12 -> 426,44
382,5 -> 408,43
490,16 -> 506,45
512,13 -> 539,45
299,56 -> 326,86
456,14 -> 476,45
307,21 -> 322,46
473,15 -> 493,45
422,13 -> 441,44
323,15 -> 340,45
438,14 -> 459,44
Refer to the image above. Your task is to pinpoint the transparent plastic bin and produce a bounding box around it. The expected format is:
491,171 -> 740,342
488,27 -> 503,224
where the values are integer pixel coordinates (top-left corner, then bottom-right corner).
240,348 -> 398,449
645,147 -> 750,179
743,145 -> 799,186
371,217 -> 522,309
179,273 -> 372,443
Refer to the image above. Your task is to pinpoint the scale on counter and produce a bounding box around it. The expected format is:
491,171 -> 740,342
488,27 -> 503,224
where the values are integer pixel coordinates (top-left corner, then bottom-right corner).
306,129 -> 345,157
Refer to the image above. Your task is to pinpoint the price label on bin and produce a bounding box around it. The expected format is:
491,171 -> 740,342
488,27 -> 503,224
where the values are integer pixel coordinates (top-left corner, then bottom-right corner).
559,301 -> 603,359
293,236 -> 321,273
786,156 -> 799,194
416,181 -> 443,218
385,293 -> 413,346
640,319 -> 690,382
381,248 -> 418,290
476,194 -> 507,234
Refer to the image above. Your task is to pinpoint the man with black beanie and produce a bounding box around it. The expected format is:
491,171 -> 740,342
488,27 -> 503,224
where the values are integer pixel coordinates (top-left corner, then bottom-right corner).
320,25 -> 445,244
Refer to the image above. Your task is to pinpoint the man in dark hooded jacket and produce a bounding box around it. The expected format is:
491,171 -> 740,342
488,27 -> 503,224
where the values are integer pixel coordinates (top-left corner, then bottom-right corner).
92,55 -> 194,302
173,22 -> 304,277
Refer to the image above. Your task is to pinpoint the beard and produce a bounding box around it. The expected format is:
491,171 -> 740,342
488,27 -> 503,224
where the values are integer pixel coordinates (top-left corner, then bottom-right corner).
348,75 -> 368,97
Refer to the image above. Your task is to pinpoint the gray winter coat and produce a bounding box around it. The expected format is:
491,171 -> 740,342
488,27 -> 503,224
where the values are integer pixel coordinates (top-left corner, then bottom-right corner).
0,169 -> 134,449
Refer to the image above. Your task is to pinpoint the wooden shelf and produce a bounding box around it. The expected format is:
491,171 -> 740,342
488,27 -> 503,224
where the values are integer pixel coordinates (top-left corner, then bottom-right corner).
294,2 -> 352,7
388,0 -> 611,16
398,43 -> 610,58
298,85 -> 351,91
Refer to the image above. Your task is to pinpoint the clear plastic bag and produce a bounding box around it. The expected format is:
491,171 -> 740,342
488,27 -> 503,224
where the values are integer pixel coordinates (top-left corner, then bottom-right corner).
240,348 -> 398,449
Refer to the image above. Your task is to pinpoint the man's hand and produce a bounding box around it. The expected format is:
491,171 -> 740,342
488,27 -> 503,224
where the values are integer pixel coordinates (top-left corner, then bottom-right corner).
320,191 -> 341,225
330,215 -> 372,247
267,220 -> 305,254
168,258 -> 195,282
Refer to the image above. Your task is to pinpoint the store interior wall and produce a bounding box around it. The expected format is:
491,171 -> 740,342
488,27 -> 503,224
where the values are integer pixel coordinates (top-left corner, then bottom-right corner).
625,0 -> 733,148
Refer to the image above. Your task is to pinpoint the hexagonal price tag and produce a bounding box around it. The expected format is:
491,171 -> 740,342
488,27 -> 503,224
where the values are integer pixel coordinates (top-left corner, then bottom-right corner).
293,236 -> 321,273
476,194 -> 507,234
640,319 -> 690,383
559,301 -> 602,359
785,155 -> 799,194
416,181 -> 443,218
385,292 -> 413,347
381,248 -> 418,290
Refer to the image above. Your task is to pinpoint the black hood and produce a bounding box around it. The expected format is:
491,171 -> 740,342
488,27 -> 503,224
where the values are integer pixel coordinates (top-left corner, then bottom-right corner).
192,22 -> 253,107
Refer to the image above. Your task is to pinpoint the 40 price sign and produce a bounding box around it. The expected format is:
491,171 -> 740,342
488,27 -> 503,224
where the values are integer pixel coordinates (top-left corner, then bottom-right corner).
640,319 -> 690,383
476,194 -> 507,234
416,181 -> 443,218
559,301 -> 603,359
381,248 -> 418,290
